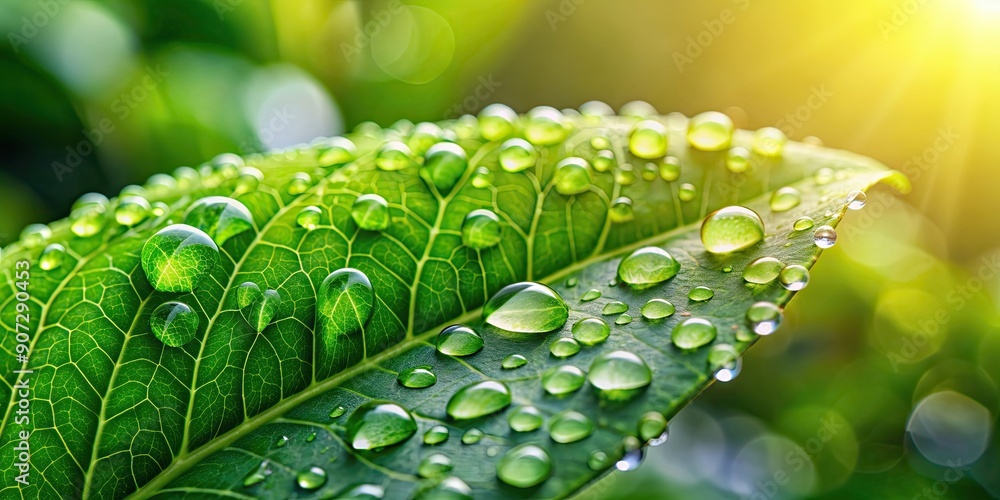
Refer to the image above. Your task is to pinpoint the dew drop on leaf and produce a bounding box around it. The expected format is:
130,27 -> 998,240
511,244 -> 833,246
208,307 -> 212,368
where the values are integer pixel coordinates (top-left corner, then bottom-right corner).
847,190 -> 867,210
508,406 -> 544,432
542,365 -> 586,395
814,167 -> 835,185
549,410 -> 594,443
747,302 -> 783,335
742,257 -> 784,284
141,224 -> 219,292
572,318 -> 610,346
414,477 -> 472,500
115,196 -> 151,227
497,444 -> 553,488
638,411 -> 668,443
316,268 -> 374,373
39,244 -> 66,271
592,149 -> 616,172
501,354 -> 527,370
274,435 -> 288,448
616,437 -> 646,471
498,138 -> 537,172
751,127 -> 787,157
397,366 -> 437,389
435,325 -> 484,356
793,216 -> 815,231
687,111 -> 734,151
641,162 -> 658,181
708,344 -> 742,382
447,380 -> 512,420
345,401 -> 417,450
580,100 -> 614,118
581,289 -> 601,302
183,196 -> 254,245
678,183 -> 697,202
329,406 -> 346,419
588,451 -> 609,471
150,301 -> 199,347
461,209 -> 502,250
617,246 -> 680,287
587,351 -> 652,395
640,299 -> 675,320
461,428 -> 484,444
553,157 -> 592,195
318,136 -> 357,166
609,197 -> 635,223
478,103 -> 518,141
471,166 -> 493,188
602,301 -> 628,315
614,164 -> 636,185
296,206 -> 322,230
296,466 -> 327,490
418,453 -> 453,478
524,106 -> 568,146
779,264 -> 810,291
814,225 -> 838,248
725,146 -> 751,173
483,282 -> 569,334
243,288 -> 282,331
351,194 -> 390,231
550,338 -> 581,358
236,282 -> 262,309
20,224 -> 51,249
336,483 -> 385,499
615,313 -> 633,325
242,461 -> 271,487
700,206 -> 765,254
671,318 -> 717,349
423,425 -> 449,445
422,142 -> 468,193
285,173 -> 312,195
408,123 -> 445,156
70,203 -> 108,237
770,187 -> 802,212
688,286 -> 714,302
620,100 -> 657,118
628,120 -> 668,159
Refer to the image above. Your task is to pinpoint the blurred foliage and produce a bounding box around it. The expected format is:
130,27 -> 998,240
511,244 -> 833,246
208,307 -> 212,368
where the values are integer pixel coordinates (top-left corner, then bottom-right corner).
1,0 -> 998,498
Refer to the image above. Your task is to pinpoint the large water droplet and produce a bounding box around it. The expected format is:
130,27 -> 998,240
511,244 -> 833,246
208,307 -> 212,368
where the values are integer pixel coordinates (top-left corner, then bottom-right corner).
508,406 -> 544,432
141,224 -> 220,292
478,104 -> 518,141
422,142 -> 468,193
498,138 -> 537,172
688,286 -> 714,302
150,301 -> 199,347
700,206 -> 765,254
418,453 -> 454,478
296,466 -> 328,490
375,141 -> 414,171
587,351 -> 652,396
742,257 -> 784,284
461,210 -> 501,250
549,338 -> 581,358
183,196 -> 254,246
436,325 -> 484,356
629,120 -> 668,159
847,190 -> 867,210
398,366 -> 437,389
770,187 -> 802,212
447,380 -> 512,420
351,194 -> 390,232
814,225 -> 837,248
549,410 -> 594,443
483,282 -> 569,334
638,411 -> 668,443
39,244 -> 66,271
659,156 -> 681,181
708,344 -> 742,382
641,299 -> 675,320
316,268 -> 374,374
423,425 -> 449,445
572,318 -> 610,346
747,302 -> 783,335
242,288 -> 282,331
617,247 -> 680,287
346,401 -> 417,450
609,197 -> 635,223
115,196 -> 151,227
779,264 -> 810,291
502,354 -> 527,370
524,106 -> 568,146
297,206 -> 322,230
542,365 -> 586,395
751,127 -> 787,156
497,444 -> 553,488
671,318 -> 717,349
553,157 -> 592,195
687,111 -> 734,151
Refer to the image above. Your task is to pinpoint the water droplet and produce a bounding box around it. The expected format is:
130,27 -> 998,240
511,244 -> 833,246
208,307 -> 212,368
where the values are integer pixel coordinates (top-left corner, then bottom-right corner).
141,224 -> 219,292
620,100 -> 657,118
297,206 -> 322,230
115,196 -> 151,227
565,277 -> 578,288
398,365 -> 437,389
542,365 -> 586,395
687,111 -> 734,151
296,466 -> 327,490
616,436 -> 646,471
375,141 -> 414,171
814,225 -> 837,248
435,325 -> 484,357
581,289 -> 601,302
671,318 -> 717,349
508,406 -> 544,432
793,216 -> 815,231
549,410 -> 594,443
20,224 -> 51,249
447,380 -> 512,420
678,183 -> 697,202
614,164 -> 636,185
587,351 -> 652,395
615,314 -> 633,325
422,142 -> 468,193
847,190 -> 867,210
580,100 -> 614,118
550,338 -> 581,358
814,167 -> 835,185
461,210 -> 502,250
770,187 -> 802,212
318,136 -> 357,166
346,402 -> 417,450
602,301 -> 628,315
150,301 -> 199,347
316,269 -> 374,370
241,288 -> 282,331
629,120 -> 668,159
330,406 -> 346,419
285,173 -> 312,195
414,477 -> 472,500
742,257 -> 784,284
708,344 -> 741,382
501,354 -> 527,370
423,425 -> 449,445
471,166 -> 493,188
641,163 -> 659,181
641,299 -> 675,320
498,138 -> 536,172
688,286 -> 715,302
146,174 -> 178,196
351,194 -> 391,231
700,206 -> 765,254
408,123 -> 445,156
572,318 -> 610,346
336,483 -> 385,499
609,197 -> 635,223
461,428 -> 484,444
524,106 -> 568,146
183,196 -> 254,246
478,104 -> 518,141
236,282 -> 261,310
747,302 -> 783,335
617,246 -> 680,287
592,149 -> 616,173
243,461 -> 271,487
70,203 -> 108,237
497,444 -> 553,488
553,157 -> 592,196
751,127 -> 787,156
483,282 -> 569,334
777,264 -> 810,291
659,157 -> 681,181
588,451 -> 609,470
274,435 -> 289,448
725,147 -> 751,173
39,244 -> 66,271
306,432 -> 317,442
638,411 -> 668,443
418,453 -> 453,478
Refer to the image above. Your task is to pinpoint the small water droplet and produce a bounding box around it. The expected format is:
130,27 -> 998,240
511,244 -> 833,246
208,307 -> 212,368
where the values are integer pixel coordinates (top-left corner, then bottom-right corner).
592,149 -> 616,172
553,157 -> 592,195
549,410 -> 594,444
708,344 -> 742,382
614,164 -> 636,185
602,301 -> 628,315
542,365 -> 586,395
483,282 -> 568,334
329,406 -> 346,419
620,100 -> 657,118
297,206 -> 323,230
847,190 -> 867,210
641,162 -> 659,181
436,325 -> 484,357
336,483 -> 385,499
615,313 -> 633,325
678,183 -> 697,202
779,264 -> 810,291
498,138 -> 537,172
524,106 -> 568,146
115,196 -> 151,227
814,167 -> 835,185
814,225 -> 837,248
20,224 -> 51,249
39,244 -> 66,271
688,286 -> 714,302
274,435 -> 288,448
141,224 -> 219,292
241,288 -> 282,331
747,302 -> 783,335
659,156 -> 681,181
285,173 -> 312,195
700,206 -> 765,254
296,466 -> 327,490
742,257 -> 784,284
150,301 -> 199,347
580,100 -> 614,118
461,210 -> 502,250
497,444 -> 553,488
346,402 -> 417,450
616,437 -> 646,471
461,428 -> 484,444
587,351 -> 652,396
629,120 -> 668,159
581,289 -> 602,302
375,141 -> 413,171
640,299 -> 675,320
408,123 -> 445,155
351,194 -> 390,231
317,136 -> 357,166
471,166 -> 493,188
671,318 -> 717,349
70,202 -> 108,237
687,111 -> 734,151
638,411 -> 668,444
508,406 -> 544,432
184,196 -> 255,246
609,197 -> 635,223
572,318 -> 610,346
725,146 -> 751,173
550,338 -> 581,358
242,461 -> 271,487
565,277 -> 578,288
306,432 -> 317,442
770,187 -> 802,213
751,127 -> 787,157
398,365 -> 437,389
414,477 -> 472,500
793,216 -> 815,231
423,425 -> 449,445
422,142 -> 468,193
447,380 -> 512,420
418,453 -> 454,478
588,451 -> 609,471
501,354 -> 527,370
478,104 -> 518,141
618,246 -> 680,287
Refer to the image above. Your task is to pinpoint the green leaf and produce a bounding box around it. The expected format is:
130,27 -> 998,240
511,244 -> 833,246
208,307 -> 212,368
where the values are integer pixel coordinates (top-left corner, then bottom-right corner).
0,107 -> 905,499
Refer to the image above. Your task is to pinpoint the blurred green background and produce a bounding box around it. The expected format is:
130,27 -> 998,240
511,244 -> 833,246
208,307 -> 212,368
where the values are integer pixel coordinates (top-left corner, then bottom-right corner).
2,0 -> 999,497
